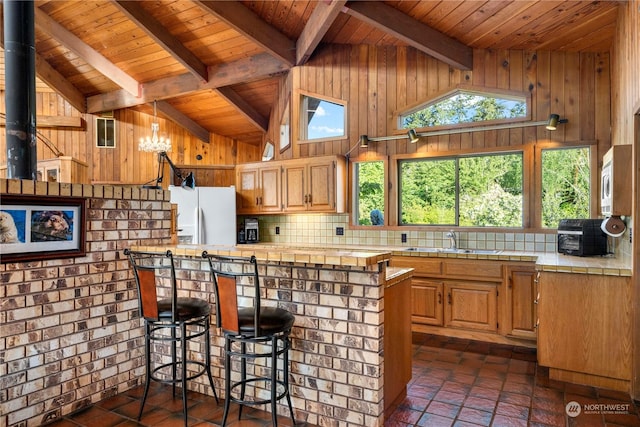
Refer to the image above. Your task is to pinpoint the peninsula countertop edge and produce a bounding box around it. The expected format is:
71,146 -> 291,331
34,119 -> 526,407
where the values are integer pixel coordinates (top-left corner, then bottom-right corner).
129,243 -> 631,277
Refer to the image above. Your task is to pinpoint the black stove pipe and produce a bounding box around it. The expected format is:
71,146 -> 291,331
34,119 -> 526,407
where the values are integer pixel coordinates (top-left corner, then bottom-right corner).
3,0 -> 37,180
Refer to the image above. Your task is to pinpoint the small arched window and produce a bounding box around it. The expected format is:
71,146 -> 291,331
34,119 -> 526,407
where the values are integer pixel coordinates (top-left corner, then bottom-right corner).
398,85 -> 529,130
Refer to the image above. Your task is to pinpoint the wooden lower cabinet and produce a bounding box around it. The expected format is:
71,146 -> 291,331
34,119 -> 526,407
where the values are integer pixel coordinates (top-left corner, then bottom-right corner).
392,256 -> 536,345
537,271 -> 631,391
503,266 -> 537,340
412,279 -> 444,326
444,281 -> 498,332
384,274 -> 412,418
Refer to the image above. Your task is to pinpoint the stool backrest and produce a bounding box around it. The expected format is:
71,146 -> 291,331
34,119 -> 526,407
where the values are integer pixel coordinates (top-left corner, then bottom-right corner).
125,249 -> 178,322
203,253 -> 260,336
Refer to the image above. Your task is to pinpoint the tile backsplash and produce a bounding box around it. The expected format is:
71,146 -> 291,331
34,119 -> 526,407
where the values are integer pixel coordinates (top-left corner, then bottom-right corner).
245,214 -> 633,256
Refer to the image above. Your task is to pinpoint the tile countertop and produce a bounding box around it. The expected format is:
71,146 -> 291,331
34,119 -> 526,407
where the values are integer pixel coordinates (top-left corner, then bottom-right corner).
130,244 -> 632,277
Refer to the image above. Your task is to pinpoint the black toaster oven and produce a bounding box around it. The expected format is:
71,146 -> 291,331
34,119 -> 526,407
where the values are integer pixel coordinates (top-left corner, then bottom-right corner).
557,219 -> 608,256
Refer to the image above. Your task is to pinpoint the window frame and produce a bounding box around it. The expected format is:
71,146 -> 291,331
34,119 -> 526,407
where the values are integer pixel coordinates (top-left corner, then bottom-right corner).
296,90 -> 348,144
396,150 -> 526,228
350,154 -> 389,228
396,84 -> 532,133
96,116 -> 116,148
534,141 -> 598,229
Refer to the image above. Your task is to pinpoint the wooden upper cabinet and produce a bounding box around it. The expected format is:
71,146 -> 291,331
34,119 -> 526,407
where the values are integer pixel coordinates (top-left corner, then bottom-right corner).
283,158 -> 338,212
237,155 -> 346,215
236,164 -> 282,214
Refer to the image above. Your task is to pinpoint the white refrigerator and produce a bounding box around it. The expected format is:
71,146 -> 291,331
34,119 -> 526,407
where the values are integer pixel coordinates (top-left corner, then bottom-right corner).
169,185 -> 237,246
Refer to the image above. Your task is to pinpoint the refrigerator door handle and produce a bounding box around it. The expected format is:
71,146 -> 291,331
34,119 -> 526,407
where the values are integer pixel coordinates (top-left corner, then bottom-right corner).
193,206 -> 201,244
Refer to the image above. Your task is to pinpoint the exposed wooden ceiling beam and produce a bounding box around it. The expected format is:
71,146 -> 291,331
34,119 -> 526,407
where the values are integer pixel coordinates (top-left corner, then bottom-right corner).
214,87 -> 268,131
344,1 -> 473,70
87,53 -> 289,113
154,100 -> 210,143
34,7 -> 140,96
296,0 -> 347,65
34,53 -> 87,113
112,1 -> 208,82
194,0 -> 296,67
0,115 -> 82,128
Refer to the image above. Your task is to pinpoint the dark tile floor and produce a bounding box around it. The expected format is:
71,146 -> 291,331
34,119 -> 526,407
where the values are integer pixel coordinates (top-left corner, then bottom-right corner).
44,333 -> 640,427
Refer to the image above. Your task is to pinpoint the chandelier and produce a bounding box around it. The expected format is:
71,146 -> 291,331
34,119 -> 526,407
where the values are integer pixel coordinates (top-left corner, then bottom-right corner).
138,100 -> 171,153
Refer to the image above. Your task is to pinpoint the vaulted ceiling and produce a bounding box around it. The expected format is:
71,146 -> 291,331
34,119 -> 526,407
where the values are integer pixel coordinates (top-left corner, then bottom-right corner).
0,1 -> 621,147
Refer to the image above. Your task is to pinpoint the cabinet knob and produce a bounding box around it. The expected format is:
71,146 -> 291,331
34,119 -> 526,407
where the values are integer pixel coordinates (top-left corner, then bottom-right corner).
438,292 -> 442,304
447,293 -> 452,305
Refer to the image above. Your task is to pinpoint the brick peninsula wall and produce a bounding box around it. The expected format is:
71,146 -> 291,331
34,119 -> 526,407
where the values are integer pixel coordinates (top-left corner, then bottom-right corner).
0,179 -> 172,427
1,179 -> 395,427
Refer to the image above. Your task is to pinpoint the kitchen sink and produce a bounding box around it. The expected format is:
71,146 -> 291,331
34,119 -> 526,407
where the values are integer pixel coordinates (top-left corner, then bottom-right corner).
404,247 -> 501,255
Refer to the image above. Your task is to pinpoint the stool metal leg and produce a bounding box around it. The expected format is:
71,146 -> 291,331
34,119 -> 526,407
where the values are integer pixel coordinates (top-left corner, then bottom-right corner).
238,340 -> 247,420
221,335 -> 232,427
283,333 -> 295,425
181,323 -> 188,427
138,321 -> 152,421
271,335 -> 278,427
204,321 -> 218,403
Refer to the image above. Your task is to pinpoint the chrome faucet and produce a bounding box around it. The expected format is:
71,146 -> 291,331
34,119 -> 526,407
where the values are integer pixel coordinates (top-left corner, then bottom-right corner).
446,230 -> 457,250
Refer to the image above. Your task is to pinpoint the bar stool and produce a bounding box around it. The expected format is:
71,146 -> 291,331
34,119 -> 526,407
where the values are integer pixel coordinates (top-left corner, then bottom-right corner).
125,249 -> 218,427
202,252 -> 295,427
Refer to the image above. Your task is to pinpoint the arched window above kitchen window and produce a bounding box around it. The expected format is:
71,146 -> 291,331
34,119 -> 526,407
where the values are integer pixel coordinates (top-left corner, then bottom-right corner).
398,85 -> 529,130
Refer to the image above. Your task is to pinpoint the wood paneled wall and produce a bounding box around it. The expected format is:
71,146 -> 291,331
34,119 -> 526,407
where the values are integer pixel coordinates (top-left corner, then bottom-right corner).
267,44 -> 611,163
0,95 -> 259,187
1,43 -> 611,185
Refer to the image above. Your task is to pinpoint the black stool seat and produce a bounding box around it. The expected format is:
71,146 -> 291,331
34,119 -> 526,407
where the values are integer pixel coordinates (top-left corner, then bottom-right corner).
238,306 -> 295,335
125,249 -> 218,427
203,252 -> 296,427
157,297 -> 211,320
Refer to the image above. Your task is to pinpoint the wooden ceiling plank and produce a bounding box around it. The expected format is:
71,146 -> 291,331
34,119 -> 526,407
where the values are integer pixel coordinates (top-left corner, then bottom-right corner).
214,86 -> 268,132
194,0 -> 296,67
112,1 -> 208,82
154,100 -> 210,143
87,52 -> 289,112
344,1 -> 473,70
296,0 -> 347,65
34,7 -> 140,97
33,52 -> 86,113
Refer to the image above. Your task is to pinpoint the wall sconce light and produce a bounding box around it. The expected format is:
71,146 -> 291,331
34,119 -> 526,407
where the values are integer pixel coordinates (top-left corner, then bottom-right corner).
408,129 -> 420,143
546,114 -> 568,131
359,135 -> 369,147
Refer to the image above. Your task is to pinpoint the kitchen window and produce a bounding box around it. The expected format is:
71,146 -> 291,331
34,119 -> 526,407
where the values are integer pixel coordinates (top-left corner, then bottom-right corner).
540,146 -> 591,228
353,160 -> 386,226
399,152 -> 524,227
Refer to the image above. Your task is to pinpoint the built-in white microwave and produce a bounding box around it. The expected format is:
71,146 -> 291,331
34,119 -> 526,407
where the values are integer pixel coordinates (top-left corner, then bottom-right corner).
600,145 -> 631,216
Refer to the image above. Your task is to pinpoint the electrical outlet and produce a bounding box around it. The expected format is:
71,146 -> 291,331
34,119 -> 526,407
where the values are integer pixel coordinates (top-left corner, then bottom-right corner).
275,226 -> 280,235
401,233 -> 407,243
336,227 -> 344,236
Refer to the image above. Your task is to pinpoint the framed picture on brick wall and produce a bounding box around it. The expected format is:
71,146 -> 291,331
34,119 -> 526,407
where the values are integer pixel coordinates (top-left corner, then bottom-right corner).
0,194 -> 87,263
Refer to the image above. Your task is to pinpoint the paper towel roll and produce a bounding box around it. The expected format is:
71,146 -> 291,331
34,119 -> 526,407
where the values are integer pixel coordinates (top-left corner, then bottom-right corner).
601,216 -> 626,237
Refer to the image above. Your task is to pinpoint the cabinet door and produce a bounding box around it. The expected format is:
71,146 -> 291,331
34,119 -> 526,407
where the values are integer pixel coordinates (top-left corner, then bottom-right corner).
236,168 -> 260,213
259,166 -> 282,212
537,272 -> 631,381
282,164 -> 307,212
444,282 -> 498,332
307,161 -> 334,211
505,267 -> 537,340
411,279 -> 443,326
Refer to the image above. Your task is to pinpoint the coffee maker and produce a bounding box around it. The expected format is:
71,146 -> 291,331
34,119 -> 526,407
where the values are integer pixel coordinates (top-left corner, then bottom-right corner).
244,218 -> 259,243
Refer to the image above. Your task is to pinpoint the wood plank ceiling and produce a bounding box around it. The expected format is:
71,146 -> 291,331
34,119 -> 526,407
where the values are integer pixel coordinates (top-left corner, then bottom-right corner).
0,0 -> 621,147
